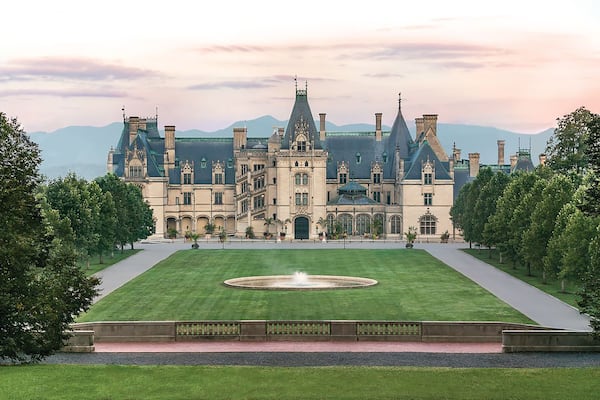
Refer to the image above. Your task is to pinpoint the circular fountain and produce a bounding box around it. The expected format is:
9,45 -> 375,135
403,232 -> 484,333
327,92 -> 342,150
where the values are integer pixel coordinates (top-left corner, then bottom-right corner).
224,271 -> 378,290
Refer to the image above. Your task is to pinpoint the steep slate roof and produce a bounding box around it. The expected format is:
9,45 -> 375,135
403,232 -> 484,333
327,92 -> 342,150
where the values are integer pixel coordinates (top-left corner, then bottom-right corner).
171,139 -> 235,184
324,134 -> 391,180
387,100 -> 414,160
281,89 -> 322,150
403,141 -> 452,180
512,150 -> 535,173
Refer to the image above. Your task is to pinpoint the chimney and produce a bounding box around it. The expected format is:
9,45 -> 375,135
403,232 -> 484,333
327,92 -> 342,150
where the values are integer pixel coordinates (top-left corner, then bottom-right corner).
497,140 -> 505,165
278,127 -> 284,137
164,125 -> 175,150
422,114 -> 438,136
375,113 -> 382,142
468,152 -> 480,177
415,117 -> 424,136
233,127 -> 247,150
319,113 -> 326,142
539,153 -> 547,165
129,116 -> 139,144
510,154 -> 518,169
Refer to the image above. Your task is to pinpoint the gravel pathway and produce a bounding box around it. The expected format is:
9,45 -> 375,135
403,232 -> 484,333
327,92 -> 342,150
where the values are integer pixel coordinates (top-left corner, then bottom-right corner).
43,351 -> 600,368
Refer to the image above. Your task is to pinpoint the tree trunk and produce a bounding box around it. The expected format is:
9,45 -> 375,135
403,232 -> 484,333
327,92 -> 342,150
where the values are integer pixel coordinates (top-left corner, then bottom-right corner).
488,247 -> 492,259
499,252 -> 503,264
527,262 -> 532,276
542,270 -> 546,284
130,241 -> 134,250
561,279 -> 566,293
99,252 -> 104,264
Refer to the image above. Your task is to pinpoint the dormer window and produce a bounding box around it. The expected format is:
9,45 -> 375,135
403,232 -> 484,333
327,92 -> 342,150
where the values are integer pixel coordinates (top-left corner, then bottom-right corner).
356,152 -> 361,164
200,157 -> 207,168
424,172 -> 433,185
382,152 -> 388,163
298,141 -> 306,152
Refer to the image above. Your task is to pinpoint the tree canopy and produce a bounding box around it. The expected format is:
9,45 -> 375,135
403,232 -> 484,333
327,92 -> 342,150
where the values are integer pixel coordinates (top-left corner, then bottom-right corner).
0,113 -> 98,362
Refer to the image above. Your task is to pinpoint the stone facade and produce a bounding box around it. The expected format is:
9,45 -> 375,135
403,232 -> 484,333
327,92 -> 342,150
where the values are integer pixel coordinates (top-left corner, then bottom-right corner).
109,87 -> 508,240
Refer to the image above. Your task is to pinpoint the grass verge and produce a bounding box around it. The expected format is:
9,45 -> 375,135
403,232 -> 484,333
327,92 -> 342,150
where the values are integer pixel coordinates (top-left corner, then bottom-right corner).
79,249 -> 141,276
2,365 -> 600,400
463,248 -> 579,307
78,249 -> 531,323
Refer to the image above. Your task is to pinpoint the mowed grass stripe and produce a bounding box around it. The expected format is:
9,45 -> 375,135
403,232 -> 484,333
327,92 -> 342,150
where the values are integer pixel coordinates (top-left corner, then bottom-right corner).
79,249 -> 531,323
3,365 -> 600,400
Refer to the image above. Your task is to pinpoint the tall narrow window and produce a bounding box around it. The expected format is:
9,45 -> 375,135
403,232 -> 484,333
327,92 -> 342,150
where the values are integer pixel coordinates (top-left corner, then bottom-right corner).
295,173 -> 301,185
339,173 -> 347,184
183,192 -> 192,205
373,173 -> 381,184
297,141 -> 306,152
373,191 -> 381,202
302,193 -> 308,205
302,173 -> 308,185
424,193 -> 433,206
424,172 -> 433,185
295,193 -> 302,205
214,173 -> 223,184
214,192 -> 223,205
183,173 -> 192,185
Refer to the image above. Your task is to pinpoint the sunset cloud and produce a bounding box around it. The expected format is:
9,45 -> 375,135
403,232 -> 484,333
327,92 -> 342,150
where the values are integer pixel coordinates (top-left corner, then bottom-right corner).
0,57 -> 160,82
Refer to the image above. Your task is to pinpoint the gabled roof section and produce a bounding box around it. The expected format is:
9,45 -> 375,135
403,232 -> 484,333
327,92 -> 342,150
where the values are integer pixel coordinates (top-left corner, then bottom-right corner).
512,150 -> 535,173
387,94 -> 414,160
325,135 -> 391,180
403,141 -> 452,181
281,88 -> 322,150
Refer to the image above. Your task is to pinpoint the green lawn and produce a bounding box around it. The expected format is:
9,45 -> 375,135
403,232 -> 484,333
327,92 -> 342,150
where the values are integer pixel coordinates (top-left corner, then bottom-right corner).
2,365 -> 600,400
79,249 -> 531,323
79,249 -> 141,276
463,248 -> 580,307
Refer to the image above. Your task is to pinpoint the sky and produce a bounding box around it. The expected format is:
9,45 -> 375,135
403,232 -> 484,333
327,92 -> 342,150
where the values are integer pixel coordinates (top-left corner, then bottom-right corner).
1,0 -> 599,134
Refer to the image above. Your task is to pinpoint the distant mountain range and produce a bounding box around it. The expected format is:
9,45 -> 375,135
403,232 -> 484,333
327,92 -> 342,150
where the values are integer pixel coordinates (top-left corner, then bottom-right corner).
28,115 -> 554,180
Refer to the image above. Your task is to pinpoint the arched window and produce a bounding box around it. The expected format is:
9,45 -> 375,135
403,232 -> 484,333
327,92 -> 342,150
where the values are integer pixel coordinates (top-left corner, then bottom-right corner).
295,173 -> 301,185
419,214 -> 437,235
339,214 -> 353,235
326,214 -> 335,233
356,214 -> 371,235
302,173 -> 308,185
390,215 -> 402,234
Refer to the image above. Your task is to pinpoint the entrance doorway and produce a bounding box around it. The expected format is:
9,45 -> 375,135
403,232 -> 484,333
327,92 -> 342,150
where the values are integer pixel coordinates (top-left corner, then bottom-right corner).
294,216 -> 309,240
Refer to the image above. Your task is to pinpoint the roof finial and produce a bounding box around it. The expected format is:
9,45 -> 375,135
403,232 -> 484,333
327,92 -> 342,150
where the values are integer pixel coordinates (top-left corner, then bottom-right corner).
294,75 -> 298,91
305,80 -> 308,93
398,92 -> 402,111
122,105 -> 126,121
155,105 -> 158,123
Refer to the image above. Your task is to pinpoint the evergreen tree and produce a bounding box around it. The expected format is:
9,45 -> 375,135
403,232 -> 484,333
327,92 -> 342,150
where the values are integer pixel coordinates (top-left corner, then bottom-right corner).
0,113 -> 97,362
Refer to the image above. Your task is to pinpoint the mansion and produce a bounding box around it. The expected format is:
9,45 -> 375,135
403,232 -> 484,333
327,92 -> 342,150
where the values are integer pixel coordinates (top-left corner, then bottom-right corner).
108,87 -> 534,240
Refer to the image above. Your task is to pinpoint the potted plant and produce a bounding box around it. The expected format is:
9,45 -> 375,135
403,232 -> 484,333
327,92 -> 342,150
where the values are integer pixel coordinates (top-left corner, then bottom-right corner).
167,228 -> 177,239
263,217 -> 274,239
245,226 -> 255,239
218,228 -> 227,243
190,233 -> 200,249
184,231 -> 192,242
204,222 -> 216,238
405,226 -> 417,248
440,231 -> 450,243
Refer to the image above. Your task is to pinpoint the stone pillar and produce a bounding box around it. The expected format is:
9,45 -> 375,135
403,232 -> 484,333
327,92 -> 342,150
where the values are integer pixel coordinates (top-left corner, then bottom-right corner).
129,116 -> 139,145
423,114 -> 438,136
415,117 -> 424,136
510,154 -> 518,169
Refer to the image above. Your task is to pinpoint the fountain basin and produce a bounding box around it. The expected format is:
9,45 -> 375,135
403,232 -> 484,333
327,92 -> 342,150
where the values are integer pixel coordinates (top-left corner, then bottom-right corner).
223,274 -> 378,290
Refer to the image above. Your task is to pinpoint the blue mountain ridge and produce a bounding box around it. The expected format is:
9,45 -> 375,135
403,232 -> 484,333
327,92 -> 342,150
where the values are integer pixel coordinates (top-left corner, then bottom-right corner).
28,115 -> 553,180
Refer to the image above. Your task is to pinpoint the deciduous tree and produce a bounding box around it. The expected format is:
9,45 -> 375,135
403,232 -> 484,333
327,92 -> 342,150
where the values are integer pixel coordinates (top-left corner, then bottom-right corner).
0,113 -> 97,362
